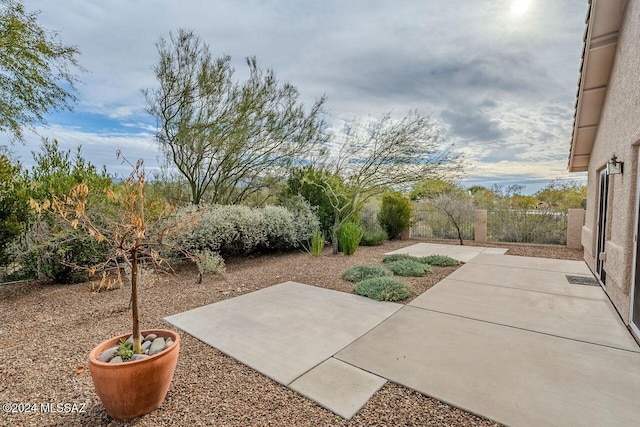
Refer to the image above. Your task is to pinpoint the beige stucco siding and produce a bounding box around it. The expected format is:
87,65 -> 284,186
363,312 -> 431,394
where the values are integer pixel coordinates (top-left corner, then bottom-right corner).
583,0 -> 640,323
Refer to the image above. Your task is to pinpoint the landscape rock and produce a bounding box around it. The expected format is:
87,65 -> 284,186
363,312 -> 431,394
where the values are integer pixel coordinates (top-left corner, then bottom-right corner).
98,346 -> 119,363
144,333 -> 157,342
109,356 -> 123,364
149,337 -> 166,356
142,340 -> 152,351
165,338 -> 173,349
124,335 -> 133,346
130,354 -> 150,361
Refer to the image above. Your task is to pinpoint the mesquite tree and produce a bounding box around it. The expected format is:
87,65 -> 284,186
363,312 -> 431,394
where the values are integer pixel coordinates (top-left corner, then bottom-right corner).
311,111 -> 464,254
143,29 -> 326,205
0,0 -> 82,142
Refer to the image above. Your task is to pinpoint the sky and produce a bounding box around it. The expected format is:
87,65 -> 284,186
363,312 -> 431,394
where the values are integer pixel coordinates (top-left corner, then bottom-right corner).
3,0 -> 589,194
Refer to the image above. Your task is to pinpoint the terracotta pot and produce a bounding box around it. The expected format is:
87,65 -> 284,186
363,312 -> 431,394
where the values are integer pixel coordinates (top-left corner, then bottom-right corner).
89,329 -> 180,420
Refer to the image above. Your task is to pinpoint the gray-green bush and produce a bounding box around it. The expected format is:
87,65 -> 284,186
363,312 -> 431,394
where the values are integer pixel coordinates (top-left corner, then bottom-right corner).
382,254 -> 421,264
342,265 -> 392,283
419,254 -> 460,267
354,277 -> 414,301
174,201 -> 320,256
388,259 -> 433,277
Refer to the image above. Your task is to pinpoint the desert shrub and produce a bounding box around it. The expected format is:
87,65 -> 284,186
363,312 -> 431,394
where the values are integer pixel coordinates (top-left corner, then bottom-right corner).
359,209 -> 387,246
174,203 -> 318,256
388,259 -> 433,277
260,205 -> 297,250
284,166 -> 351,237
281,195 -> 321,244
382,254 -> 421,264
310,229 -> 325,256
419,254 -> 460,267
0,154 -> 29,268
342,265 -> 392,283
360,229 -> 388,246
21,233 -> 108,283
191,249 -> 226,284
378,191 -> 412,239
354,276 -> 414,302
338,222 -> 363,256
18,140 -> 114,283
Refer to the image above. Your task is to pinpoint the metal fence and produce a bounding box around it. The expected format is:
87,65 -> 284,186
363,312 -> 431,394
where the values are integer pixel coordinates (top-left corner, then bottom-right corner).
410,208 -> 474,241
487,210 -> 567,245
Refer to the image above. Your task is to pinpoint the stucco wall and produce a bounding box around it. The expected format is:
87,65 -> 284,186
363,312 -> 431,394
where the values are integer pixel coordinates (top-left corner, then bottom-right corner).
583,0 -> 640,323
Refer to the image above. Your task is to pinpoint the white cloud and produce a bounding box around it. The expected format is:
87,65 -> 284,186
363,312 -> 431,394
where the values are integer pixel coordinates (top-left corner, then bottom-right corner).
17,0 -> 589,190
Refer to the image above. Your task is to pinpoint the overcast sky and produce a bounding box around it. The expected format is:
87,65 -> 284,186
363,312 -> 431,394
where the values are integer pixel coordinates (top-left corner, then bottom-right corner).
4,0 -> 589,193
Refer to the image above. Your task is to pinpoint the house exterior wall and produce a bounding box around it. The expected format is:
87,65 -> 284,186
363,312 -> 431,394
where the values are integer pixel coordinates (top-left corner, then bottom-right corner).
582,0 -> 640,323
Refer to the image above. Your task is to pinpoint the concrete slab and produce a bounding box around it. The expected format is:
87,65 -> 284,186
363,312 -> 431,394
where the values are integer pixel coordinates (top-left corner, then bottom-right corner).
164,281 -> 401,385
289,357 -> 386,419
384,243 -> 507,263
469,253 -> 591,275
447,262 -> 606,300
409,279 -> 639,351
336,307 -> 640,427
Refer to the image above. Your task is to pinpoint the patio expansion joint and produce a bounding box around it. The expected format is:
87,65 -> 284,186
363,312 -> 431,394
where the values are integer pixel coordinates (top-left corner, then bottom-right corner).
466,260 -> 591,275
443,277 -> 608,302
407,305 -> 640,354
285,303 -> 404,386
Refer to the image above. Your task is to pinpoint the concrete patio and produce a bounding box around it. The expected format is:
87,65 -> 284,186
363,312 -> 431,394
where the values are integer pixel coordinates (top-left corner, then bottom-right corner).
165,244 -> 640,425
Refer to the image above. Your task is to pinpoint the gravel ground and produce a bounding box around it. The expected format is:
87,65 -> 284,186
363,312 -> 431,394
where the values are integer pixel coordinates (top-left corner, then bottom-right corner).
0,240 -> 584,426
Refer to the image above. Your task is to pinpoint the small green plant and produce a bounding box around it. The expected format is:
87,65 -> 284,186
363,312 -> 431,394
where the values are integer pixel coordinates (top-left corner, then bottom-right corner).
342,265 -> 392,283
339,222 -> 363,256
419,254 -> 460,267
388,259 -> 433,277
310,229 -> 325,256
382,254 -> 421,264
191,249 -> 226,284
354,277 -> 414,302
117,339 -> 133,361
360,229 -> 387,246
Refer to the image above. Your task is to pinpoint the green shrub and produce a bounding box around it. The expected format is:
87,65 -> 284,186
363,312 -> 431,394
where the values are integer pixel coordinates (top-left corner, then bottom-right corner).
15,140 -> 114,283
310,229 -> 325,256
284,167 -> 352,237
338,222 -> 363,256
354,277 -> 414,301
378,191 -> 413,239
342,265 -> 392,282
388,259 -> 433,277
0,155 -> 29,268
382,253 -> 421,264
419,254 -> 460,267
22,233 -> 108,284
359,209 -> 387,246
360,229 -> 387,246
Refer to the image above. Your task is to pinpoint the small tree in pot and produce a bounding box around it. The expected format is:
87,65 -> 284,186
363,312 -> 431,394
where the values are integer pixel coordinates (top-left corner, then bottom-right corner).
32,153 -> 193,419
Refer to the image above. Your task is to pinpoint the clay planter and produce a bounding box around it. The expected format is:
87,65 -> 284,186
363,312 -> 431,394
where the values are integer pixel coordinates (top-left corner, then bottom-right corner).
89,329 -> 180,420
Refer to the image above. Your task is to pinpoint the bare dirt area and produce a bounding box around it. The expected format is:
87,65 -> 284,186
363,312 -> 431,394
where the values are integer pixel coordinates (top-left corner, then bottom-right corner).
0,239 -> 582,426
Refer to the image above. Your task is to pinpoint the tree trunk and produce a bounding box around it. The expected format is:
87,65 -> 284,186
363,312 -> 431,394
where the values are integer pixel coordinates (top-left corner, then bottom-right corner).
455,225 -> 464,245
130,249 -> 143,354
331,216 -> 340,255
